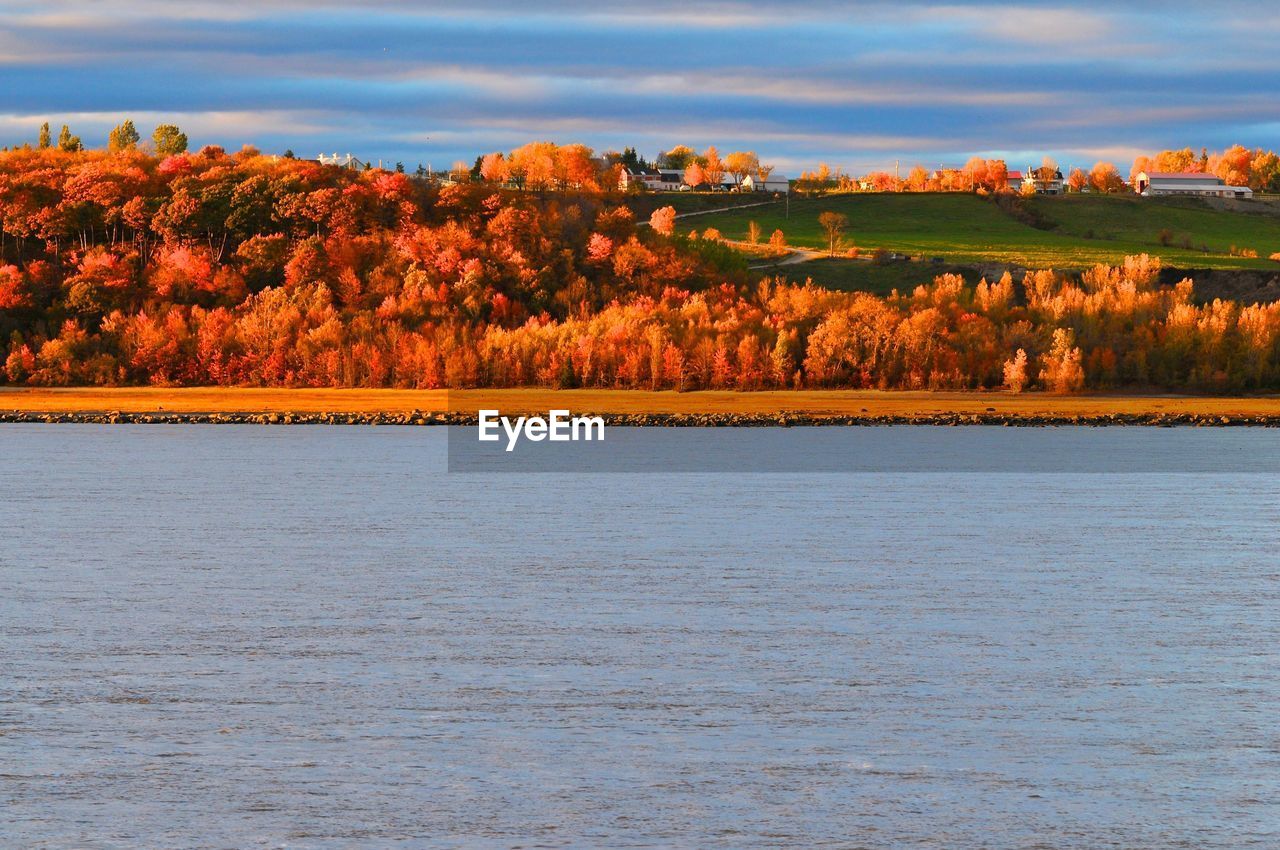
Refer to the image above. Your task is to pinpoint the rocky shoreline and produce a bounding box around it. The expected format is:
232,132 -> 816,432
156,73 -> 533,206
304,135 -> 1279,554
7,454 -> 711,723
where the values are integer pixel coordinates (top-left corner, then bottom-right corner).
2,410 -> 1277,426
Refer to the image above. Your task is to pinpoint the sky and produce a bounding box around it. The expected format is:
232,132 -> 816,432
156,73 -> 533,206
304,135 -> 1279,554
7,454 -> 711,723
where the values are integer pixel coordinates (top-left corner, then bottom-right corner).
1,1 -> 1278,175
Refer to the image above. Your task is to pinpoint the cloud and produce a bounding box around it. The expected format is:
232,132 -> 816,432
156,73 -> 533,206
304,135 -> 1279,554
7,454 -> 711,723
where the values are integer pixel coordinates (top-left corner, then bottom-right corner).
0,1 -> 1277,172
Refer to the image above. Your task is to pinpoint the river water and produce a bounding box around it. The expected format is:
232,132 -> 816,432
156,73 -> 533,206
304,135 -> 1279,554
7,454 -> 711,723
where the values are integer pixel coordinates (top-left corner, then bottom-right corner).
3,426 -> 1278,848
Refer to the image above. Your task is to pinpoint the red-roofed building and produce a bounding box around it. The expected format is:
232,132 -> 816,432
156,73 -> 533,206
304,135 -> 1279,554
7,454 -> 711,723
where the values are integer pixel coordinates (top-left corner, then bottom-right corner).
1007,170 -> 1024,192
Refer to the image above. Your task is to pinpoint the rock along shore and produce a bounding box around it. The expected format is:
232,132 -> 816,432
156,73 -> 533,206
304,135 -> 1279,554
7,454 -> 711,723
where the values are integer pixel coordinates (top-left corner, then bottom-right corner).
1,410 -> 1277,427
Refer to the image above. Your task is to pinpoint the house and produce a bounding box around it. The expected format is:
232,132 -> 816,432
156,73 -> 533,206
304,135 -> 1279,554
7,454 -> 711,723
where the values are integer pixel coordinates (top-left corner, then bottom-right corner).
1006,170 -> 1024,192
619,166 -> 662,191
619,166 -> 685,192
1025,165 -> 1064,194
931,168 -> 965,190
1134,172 -> 1253,199
318,152 -> 363,170
741,173 -> 790,193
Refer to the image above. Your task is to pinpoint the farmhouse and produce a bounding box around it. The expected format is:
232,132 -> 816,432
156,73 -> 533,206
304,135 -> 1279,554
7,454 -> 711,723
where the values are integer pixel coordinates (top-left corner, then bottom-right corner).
619,166 -> 684,192
1006,170 -> 1024,192
741,173 -> 790,193
317,152 -> 363,170
1025,165 -> 1064,194
1134,172 -> 1253,199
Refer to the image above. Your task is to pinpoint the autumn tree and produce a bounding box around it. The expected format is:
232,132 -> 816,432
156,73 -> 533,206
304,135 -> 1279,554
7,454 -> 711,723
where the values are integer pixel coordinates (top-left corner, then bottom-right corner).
556,143 -> 598,189
818,211 -> 848,256
1067,168 -> 1088,192
1041,328 -> 1084,393
702,146 -> 725,189
724,151 -> 760,188
479,152 -> 509,183
153,124 -> 188,156
962,157 -> 990,191
747,221 -> 762,244
683,161 -> 706,189
508,142 -> 557,189
1003,349 -> 1028,392
649,205 -> 677,236
108,119 -> 140,152
1211,144 -> 1251,188
1088,162 -> 1124,193
907,165 -> 929,192
658,145 -> 695,170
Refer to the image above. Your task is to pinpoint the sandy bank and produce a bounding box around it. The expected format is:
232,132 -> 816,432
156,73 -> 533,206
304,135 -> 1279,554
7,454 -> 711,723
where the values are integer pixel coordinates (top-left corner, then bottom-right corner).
2,387 -> 1280,425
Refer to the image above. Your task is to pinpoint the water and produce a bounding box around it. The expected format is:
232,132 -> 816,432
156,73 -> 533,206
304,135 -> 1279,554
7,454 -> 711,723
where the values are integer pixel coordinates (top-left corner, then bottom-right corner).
3,425 -> 1279,849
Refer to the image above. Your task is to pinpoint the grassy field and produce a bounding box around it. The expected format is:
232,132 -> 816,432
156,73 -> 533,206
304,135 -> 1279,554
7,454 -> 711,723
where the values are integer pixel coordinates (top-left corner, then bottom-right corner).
623,192 -> 776,219
753,257 -> 982,295
5,387 -> 1280,419
1026,193 -> 1280,257
692,193 -> 1280,274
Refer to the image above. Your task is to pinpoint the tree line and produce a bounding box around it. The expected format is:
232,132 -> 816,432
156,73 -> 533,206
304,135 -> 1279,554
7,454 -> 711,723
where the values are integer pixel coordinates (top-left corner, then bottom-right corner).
2,144 -> 1280,392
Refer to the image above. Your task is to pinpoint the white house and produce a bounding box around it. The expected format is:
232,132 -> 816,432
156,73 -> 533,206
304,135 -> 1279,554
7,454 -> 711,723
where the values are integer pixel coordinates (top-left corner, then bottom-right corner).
318,152 -> 363,170
619,166 -> 685,192
1134,172 -> 1253,199
1006,170 -> 1024,192
741,173 -> 790,194
1025,165 -> 1064,194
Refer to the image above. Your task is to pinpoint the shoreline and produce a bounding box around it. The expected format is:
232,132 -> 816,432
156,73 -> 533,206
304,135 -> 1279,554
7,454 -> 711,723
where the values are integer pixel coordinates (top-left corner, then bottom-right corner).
3,388 -> 1280,426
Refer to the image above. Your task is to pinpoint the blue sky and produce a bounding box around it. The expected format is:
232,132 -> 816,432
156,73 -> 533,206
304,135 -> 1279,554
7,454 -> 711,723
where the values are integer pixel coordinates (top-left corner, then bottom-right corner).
1,1 -> 1277,174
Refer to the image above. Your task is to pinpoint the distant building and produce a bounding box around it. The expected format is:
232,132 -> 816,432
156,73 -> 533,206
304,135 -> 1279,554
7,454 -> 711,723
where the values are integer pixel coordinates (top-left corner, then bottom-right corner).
1007,170 -> 1024,192
318,152 -> 363,170
1025,165 -> 1064,194
931,167 -> 965,190
620,166 -> 749,192
619,166 -> 684,192
1134,171 -> 1253,199
741,173 -> 790,193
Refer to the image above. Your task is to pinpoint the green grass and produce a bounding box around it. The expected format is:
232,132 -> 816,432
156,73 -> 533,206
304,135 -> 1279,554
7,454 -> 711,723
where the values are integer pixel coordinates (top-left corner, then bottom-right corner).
753,258 -> 980,296
623,191 -> 776,219
693,193 -> 1280,276
1026,193 -> 1280,259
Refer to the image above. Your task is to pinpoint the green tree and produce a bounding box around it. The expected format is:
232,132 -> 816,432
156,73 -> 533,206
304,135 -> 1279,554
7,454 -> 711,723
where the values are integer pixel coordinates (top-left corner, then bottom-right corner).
152,123 -> 188,156
58,124 -> 83,152
37,122 -> 50,149
108,119 -> 140,152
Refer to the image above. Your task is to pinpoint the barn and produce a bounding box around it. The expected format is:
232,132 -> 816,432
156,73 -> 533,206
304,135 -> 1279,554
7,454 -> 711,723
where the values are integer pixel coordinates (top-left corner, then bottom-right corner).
1134,172 -> 1253,199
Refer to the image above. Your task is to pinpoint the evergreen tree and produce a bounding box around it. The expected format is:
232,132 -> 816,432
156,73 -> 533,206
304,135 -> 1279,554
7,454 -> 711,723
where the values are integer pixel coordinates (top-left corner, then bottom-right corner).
107,119 -> 140,152
57,124 -> 83,152
37,122 -> 50,149
152,123 -> 188,155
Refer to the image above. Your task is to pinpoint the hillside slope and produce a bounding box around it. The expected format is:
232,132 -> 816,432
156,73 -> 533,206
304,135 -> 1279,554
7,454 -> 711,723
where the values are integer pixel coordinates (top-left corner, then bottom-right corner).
690,192 -> 1280,272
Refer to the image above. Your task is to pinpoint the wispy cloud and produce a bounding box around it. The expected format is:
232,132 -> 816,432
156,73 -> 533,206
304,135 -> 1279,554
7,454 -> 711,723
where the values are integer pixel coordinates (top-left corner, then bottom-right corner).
0,0 -> 1276,172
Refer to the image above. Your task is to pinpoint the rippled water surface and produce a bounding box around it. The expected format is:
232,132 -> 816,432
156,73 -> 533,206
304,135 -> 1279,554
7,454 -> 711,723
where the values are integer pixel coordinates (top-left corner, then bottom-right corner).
3,426 -> 1279,849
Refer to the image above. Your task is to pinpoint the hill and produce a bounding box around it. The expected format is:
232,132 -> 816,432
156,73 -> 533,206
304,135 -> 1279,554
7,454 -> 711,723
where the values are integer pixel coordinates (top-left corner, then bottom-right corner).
686,192 -> 1280,291
4,146 -> 1280,394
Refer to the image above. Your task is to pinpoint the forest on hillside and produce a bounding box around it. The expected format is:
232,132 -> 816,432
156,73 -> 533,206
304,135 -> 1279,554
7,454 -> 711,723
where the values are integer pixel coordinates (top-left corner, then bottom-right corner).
2,144 -> 1280,392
